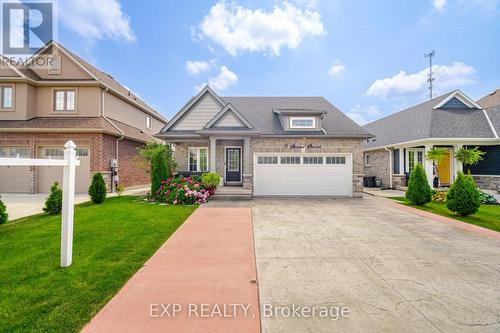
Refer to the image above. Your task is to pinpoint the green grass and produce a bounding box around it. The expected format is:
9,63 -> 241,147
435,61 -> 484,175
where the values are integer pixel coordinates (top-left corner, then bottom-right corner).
0,196 -> 196,333
390,196 -> 500,232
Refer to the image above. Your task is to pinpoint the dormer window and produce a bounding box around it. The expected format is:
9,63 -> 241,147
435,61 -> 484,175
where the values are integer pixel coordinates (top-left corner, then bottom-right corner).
290,117 -> 315,129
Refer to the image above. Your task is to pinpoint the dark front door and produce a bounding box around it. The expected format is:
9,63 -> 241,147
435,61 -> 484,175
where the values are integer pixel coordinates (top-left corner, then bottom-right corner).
225,147 -> 241,183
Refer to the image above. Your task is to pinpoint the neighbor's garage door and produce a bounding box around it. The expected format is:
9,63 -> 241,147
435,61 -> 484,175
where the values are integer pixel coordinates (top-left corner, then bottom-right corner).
0,147 -> 31,193
254,154 -> 352,196
37,146 -> 91,193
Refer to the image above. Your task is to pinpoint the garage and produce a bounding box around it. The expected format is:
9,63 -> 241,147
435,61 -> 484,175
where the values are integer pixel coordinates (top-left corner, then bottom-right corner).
0,147 -> 32,193
37,146 -> 91,193
253,153 -> 352,196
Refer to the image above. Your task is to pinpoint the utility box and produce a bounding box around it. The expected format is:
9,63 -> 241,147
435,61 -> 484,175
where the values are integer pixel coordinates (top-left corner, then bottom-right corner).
110,159 -> 118,169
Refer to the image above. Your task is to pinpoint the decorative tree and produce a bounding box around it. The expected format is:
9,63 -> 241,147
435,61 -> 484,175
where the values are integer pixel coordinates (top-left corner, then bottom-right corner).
446,172 -> 481,216
137,142 -> 176,197
43,182 -> 63,214
0,196 -> 8,224
89,173 -> 107,204
455,146 -> 485,172
405,164 -> 432,205
151,149 -> 168,198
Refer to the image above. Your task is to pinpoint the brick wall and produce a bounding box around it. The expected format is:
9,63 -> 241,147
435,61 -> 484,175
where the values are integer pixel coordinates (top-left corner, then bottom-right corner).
472,175 -> 500,193
116,136 -> 149,187
363,149 -> 391,188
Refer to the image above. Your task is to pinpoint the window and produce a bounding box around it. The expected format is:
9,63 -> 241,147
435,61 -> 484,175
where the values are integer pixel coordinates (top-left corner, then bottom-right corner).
76,148 -> 89,157
326,156 -> 346,164
0,147 -> 29,157
188,147 -> 208,172
146,116 -> 152,129
364,154 -> 370,166
257,156 -> 278,164
45,148 -> 64,157
303,156 -> 323,164
407,149 -> 424,173
227,150 -> 240,171
54,90 -> 76,111
280,156 -> 301,164
1,86 -> 13,108
393,149 -> 400,174
289,117 -> 316,129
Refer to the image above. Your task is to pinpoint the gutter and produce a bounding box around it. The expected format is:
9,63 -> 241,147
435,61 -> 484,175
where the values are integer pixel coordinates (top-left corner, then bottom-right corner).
384,146 -> 393,189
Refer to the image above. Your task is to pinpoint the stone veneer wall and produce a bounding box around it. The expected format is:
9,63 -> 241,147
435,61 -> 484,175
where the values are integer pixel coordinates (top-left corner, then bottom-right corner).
472,175 -> 500,193
363,149 -> 391,188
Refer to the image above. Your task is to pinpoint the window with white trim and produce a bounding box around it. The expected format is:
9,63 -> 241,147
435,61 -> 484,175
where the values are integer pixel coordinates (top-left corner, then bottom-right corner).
257,156 -> 278,164
407,149 -> 424,173
280,156 -> 301,164
326,156 -> 346,164
303,156 -> 323,164
289,117 -> 316,129
188,147 -> 208,172
54,90 -> 76,111
1,86 -> 13,109
0,147 -> 29,157
364,154 -> 370,166
146,116 -> 152,129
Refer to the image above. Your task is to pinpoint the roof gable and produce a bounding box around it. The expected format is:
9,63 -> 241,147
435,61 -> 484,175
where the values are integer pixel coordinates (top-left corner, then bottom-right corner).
204,103 -> 253,129
434,90 -> 482,109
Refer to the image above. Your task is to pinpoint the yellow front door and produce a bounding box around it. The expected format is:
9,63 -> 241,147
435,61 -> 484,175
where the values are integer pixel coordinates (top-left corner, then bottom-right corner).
437,150 -> 451,185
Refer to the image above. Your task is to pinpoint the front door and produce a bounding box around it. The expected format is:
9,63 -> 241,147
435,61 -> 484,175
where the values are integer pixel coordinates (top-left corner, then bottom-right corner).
437,150 -> 451,185
225,147 -> 241,183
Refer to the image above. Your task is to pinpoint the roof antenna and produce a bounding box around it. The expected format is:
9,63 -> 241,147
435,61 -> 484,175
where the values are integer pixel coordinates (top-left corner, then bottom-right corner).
424,50 -> 435,100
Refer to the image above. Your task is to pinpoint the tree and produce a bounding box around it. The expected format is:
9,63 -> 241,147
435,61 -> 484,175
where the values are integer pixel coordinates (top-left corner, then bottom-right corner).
446,172 -> 481,216
0,196 -> 8,224
89,173 -> 107,204
455,146 -> 485,169
43,182 -> 63,214
405,164 -> 432,205
151,149 -> 167,197
137,142 -> 176,197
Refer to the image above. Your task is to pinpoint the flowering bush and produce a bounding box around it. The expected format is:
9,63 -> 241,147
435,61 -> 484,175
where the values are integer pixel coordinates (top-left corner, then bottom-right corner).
155,176 -> 210,205
432,190 -> 447,202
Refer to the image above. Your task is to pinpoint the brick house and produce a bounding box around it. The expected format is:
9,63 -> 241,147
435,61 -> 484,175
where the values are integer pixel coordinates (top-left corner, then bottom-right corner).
0,41 -> 167,193
156,86 -> 372,197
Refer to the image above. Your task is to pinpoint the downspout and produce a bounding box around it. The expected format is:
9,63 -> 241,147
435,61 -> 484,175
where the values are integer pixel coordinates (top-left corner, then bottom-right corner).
384,146 -> 393,189
101,86 -> 124,192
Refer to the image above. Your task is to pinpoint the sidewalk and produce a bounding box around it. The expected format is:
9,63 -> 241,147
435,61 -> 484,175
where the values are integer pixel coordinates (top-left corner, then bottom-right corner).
81,207 -> 260,333
362,187 -> 405,197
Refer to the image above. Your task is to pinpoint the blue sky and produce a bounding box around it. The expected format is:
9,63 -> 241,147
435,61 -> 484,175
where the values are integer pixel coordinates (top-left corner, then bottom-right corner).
57,0 -> 500,124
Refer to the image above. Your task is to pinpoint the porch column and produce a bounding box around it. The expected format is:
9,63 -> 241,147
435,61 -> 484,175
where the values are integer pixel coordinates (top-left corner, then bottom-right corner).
398,147 -> 404,174
424,145 -> 434,187
209,137 -> 216,172
453,144 -> 463,181
243,138 -> 251,174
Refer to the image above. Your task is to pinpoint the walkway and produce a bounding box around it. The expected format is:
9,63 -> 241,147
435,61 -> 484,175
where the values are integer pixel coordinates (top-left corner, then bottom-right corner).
81,207 -> 260,333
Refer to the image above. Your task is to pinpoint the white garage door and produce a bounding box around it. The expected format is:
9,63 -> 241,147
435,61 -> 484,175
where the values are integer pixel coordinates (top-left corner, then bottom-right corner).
38,146 -> 91,193
254,153 -> 352,196
0,147 -> 31,193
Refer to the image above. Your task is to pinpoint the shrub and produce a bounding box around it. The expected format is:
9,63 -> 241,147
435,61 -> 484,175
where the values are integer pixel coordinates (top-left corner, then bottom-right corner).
201,172 -> 221,189
0,196 -> 8,224
432,190 -> 447,202
479,190 -> 498,205
43,182 -> 63,214
151,149 -> 167,198
156,176 -> 210,205
116,184 -> 125,196
405,164 -> 432,205
89,173 -> 107,204
446,172 -> 481,216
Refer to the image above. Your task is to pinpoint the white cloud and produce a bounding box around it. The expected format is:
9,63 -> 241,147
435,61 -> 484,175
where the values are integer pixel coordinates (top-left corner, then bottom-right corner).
366,62 -> 476,99
346,105 -> 383,125
197,1 -> 326,56
185,60 -> 215,76
59,0 -> 135,42
433,0 -> 447,11
328,59 -> 345,76
196,66 -> 238,92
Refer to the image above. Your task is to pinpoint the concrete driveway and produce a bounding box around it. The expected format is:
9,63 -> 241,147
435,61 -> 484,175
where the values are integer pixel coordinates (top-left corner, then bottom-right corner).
252,196 -> 500,332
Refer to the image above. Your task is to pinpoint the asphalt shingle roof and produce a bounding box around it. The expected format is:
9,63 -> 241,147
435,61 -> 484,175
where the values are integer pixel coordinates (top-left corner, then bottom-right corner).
363,91 -> 498,149
478,89 -> 500,108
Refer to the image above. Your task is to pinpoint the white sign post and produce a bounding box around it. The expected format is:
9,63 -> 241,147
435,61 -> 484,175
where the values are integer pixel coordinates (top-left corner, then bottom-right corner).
0,140 -> 80,267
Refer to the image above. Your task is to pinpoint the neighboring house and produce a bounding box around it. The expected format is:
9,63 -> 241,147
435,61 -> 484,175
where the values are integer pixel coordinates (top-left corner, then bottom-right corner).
0,41 -> 166,193
156,85 -> 372,197
362,90 -> 500,193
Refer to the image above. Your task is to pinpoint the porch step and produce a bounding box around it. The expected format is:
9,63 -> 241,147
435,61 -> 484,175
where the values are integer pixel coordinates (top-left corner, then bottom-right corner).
212,187 -> 252,200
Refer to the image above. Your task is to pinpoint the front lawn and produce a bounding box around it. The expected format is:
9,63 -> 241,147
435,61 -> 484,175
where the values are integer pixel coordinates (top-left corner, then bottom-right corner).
390,197 -> 500,232
0,196 -> 196,333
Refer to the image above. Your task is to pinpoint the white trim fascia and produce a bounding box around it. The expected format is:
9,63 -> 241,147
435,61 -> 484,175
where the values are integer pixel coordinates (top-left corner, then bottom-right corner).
469,174 -> 500,178
162,85 -> 226,131
204,103 -> 254,129
363,137 -> 500,151
433,89 -> 483,109
483,109 -> 499,138
0,55 -> 27,78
